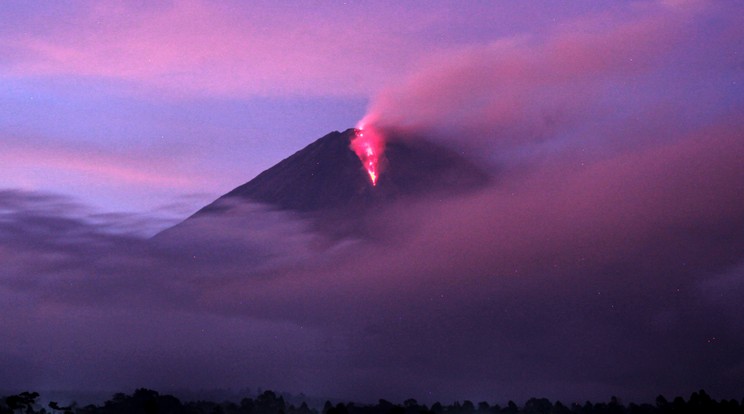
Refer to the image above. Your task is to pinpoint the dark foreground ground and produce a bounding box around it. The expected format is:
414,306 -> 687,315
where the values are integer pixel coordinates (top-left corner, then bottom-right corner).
2,389 -> 743,414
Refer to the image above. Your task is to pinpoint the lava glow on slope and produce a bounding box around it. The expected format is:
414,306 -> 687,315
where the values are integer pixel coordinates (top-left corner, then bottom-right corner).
350,124 -> 385,186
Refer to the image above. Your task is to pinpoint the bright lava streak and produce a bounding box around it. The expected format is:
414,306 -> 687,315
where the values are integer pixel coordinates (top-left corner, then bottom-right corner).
350,124 -> 385,186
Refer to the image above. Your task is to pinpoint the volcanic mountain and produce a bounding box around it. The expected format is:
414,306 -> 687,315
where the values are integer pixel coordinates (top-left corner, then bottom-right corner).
158,128 -> 489,241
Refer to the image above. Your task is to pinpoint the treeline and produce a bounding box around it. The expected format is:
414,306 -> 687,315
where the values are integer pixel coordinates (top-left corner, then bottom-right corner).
2,388 -> 743,414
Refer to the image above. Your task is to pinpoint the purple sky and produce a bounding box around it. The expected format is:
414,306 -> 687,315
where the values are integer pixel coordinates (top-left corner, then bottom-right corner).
1,0 -> 744,406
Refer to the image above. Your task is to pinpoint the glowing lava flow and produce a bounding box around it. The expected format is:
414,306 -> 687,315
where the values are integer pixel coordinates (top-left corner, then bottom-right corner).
350,124 -> 385,186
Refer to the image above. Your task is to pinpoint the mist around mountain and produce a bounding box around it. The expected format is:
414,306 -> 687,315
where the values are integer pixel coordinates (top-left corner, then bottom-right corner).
1,113 -> 743,402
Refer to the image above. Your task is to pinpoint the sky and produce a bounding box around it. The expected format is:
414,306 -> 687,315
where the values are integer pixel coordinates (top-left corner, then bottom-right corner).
1,0 -> 645,218
2,0 -> 744,406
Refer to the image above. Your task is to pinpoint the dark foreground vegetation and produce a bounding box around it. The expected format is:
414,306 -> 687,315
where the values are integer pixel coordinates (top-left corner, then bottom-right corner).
2,389 -> 743,414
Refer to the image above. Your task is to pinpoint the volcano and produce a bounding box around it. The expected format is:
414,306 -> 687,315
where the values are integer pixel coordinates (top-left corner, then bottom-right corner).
158,128 -> 489,240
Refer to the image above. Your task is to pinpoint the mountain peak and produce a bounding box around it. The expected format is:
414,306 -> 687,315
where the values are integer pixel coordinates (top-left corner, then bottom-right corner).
200,129 -> 369,214
204,128 -> 488,214
160,128 -> 489,240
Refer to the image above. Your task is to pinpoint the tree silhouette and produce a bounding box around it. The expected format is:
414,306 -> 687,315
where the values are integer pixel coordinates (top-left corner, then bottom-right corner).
503,401 -> 519,414
5,392 -> 39,414
524,397 -> 551,414
3,387 -> 744,414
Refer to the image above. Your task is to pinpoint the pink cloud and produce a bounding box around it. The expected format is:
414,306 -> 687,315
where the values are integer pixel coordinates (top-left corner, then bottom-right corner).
363,0 -> 733,156
0,1 -> 436,98
0,137 -> 210,190
6,2 -> 704,101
